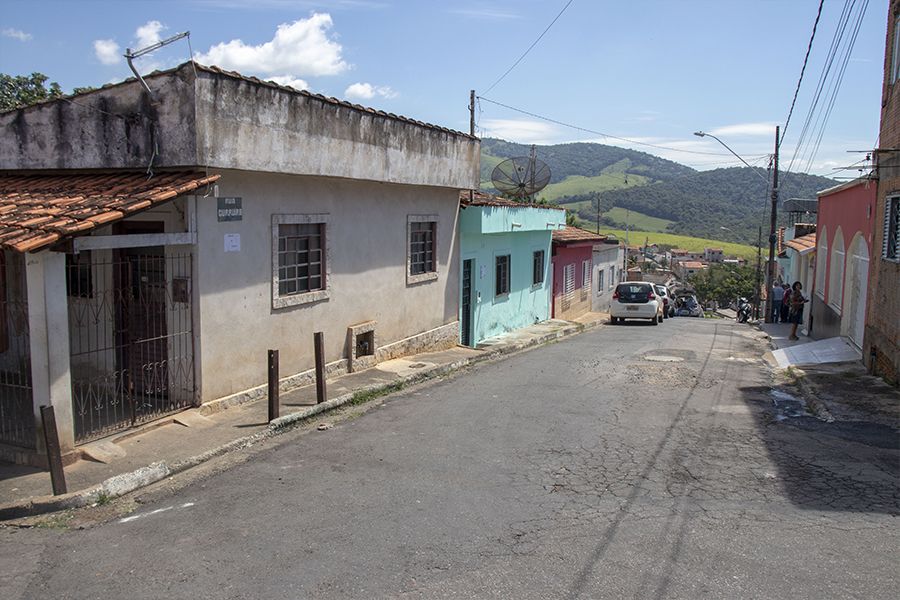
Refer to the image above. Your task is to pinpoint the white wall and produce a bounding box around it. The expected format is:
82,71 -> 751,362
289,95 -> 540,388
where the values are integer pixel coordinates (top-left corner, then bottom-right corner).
194,170 -> 460,402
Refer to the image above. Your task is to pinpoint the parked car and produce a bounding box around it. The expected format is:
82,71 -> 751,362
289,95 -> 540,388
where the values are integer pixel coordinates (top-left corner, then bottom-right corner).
654,285 -> 676,318
674,294 -> 703,317
610,282 -> 664,325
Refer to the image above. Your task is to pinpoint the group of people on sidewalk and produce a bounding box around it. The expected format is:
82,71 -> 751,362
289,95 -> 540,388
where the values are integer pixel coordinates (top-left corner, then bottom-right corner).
771,281 -> 808,341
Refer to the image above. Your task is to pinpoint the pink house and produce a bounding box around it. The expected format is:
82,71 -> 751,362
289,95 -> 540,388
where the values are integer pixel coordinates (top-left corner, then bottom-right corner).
551,228 -> 606,320
811,178 -> 878,347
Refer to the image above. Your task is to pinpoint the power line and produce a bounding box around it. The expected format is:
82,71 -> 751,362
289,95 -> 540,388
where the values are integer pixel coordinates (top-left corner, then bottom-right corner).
482,0 -> 575,95
781,0 -> 824,145
477,95 -> 769,158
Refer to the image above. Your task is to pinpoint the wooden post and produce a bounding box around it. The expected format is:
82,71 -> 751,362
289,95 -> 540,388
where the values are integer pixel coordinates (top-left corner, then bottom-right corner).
267,349 -> 279,421
40,405 -> 67,496
314,332 -> 327,404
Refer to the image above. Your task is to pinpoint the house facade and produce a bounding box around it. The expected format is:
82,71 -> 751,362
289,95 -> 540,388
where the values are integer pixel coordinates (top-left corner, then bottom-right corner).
457,193 -> 564,346
782,231 -> 816,336
551,228 -> 606,320
810,179 -> 877,346
591,241 -> 624,312
866,1 -> 900,384
0,63 -> 479,465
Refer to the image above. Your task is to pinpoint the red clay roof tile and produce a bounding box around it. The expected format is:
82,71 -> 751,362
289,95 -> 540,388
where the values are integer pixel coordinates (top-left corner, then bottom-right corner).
0,171 -> 220,252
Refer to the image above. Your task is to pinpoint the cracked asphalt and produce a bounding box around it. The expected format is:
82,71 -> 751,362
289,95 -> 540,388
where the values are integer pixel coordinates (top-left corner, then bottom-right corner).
2,318 -> 898,599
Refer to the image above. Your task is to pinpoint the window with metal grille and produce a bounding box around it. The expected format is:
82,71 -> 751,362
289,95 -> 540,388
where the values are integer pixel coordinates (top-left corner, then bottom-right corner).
409,221 -> 436,275
66,251 -> 93,298
885,196 -> 900,261
496,254 -> 510,296
597,268 -> 604,294
582,259 -> 591,288
532,250 -> 544,286
277,223 -> 324,296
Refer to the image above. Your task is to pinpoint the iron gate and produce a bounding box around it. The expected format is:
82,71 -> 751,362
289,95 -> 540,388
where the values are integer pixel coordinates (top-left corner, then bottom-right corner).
69,250 -> 194,443
0,253 -> 35,449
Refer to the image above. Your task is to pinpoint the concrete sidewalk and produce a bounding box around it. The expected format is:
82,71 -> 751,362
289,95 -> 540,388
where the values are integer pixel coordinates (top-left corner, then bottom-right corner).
760,321 -> 862,369
0,313 -> 607,519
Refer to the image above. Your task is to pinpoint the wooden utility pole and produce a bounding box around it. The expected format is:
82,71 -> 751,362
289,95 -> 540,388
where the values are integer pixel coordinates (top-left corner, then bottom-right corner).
469,90 -> 475,136
764,126 -> 779,323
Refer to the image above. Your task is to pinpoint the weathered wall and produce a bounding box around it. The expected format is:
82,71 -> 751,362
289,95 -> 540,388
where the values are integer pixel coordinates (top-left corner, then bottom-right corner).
591,245 -> 622,312
0,70 -> 197,170
865,0 -> 900,384
552,245 -> 593,320
459,229 -> 552,346
193,70 -> 479,188
0,64 -> 480,192
193,170 -> 460,402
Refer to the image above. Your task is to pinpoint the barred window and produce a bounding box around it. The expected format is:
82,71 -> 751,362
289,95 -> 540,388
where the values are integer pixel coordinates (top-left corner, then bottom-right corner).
532,250 -> 545,286
277,223 -> 324,296
885,196 -> 900,261
409,221 -> 436,275
496,254 -> 510,296
66,251 -> 93,298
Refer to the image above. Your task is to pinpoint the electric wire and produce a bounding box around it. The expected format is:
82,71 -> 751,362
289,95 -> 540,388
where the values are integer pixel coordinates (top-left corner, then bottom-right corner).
781,0 -> 825,146
477,96 -> 768,158
482,0 -> 575,95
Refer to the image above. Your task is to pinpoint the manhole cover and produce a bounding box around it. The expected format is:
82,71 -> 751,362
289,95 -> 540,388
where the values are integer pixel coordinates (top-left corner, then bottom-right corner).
645,355 -> 684,363
408,362 -> 427,369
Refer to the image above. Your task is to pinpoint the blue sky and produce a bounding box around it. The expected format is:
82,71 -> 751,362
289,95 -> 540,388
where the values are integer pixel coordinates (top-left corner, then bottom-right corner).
0,0 -> 887,176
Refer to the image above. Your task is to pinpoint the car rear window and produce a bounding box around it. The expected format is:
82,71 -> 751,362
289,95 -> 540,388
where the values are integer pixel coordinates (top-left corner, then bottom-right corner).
616,284 -> 652,301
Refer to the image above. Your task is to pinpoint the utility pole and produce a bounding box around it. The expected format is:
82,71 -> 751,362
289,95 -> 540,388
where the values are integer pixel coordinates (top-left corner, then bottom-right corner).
755,226 -> 762,321
764,126 -> 779,324
469,90 -> 475,137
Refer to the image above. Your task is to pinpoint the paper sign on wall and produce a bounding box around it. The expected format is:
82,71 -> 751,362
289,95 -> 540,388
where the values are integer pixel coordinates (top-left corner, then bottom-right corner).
224,233 -> 241,252
479,264 -> 487,280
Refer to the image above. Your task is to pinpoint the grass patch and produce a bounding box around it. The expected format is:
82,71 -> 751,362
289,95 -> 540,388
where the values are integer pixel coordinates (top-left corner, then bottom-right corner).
540,173 -> 648,202
349,381 -> 406,406
593,228 -> 758,261
603,207 -> 674,232
34,511 -> 74,530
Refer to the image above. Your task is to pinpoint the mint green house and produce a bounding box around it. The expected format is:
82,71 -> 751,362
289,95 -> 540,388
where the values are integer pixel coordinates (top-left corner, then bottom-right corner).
458,193 -> 565,346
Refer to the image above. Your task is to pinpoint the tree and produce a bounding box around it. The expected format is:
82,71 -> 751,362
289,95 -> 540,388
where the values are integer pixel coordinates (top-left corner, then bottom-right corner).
0,72 -> 63,110
690,264 -> 757,306
565,209 -> 580,227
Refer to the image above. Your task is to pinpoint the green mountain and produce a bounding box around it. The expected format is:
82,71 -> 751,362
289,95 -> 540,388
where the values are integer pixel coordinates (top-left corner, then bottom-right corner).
479,138 -> 836,246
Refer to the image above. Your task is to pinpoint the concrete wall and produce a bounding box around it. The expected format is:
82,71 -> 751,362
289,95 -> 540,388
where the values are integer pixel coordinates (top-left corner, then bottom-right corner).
459,229 -> 552,346
865,0 -> 900,384
552,245 -> 593,320
0,65 -> 480,192
591,245 -> 622,312
193,170 -> 460,402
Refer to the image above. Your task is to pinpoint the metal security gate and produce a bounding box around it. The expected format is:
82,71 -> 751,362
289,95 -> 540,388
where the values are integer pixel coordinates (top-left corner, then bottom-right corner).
561,263 -> 575,313
69,250 -> 194,443
0,253 -> 35,449
461,259 -> 473,346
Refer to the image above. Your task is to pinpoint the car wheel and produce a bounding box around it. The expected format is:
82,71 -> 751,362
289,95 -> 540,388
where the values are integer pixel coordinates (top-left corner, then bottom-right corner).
651,316 -> 658,326
610,316 -> 618,324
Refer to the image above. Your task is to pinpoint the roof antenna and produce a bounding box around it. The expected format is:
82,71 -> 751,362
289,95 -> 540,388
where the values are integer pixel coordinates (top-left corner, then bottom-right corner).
125,31 -> 191,97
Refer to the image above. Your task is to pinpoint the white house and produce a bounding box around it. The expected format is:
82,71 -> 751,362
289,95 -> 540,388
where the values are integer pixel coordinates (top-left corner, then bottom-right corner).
591,240 -> 624,312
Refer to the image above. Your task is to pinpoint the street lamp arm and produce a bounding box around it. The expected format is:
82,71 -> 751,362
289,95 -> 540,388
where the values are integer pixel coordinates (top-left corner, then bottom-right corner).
694,131 -> 769,184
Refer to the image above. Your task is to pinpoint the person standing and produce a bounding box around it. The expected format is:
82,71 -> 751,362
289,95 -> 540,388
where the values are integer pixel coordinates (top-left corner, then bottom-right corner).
780,283 -> 791,323
788,281 -> 808,341
771,282 -> 785,322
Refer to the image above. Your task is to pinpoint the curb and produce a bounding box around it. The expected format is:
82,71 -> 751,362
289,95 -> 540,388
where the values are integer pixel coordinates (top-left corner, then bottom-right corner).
0,318 -> 600,522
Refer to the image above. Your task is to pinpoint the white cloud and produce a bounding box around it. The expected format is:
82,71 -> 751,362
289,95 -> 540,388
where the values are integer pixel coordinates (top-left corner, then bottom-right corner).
195,13 -> 349,77
344,82 -> 397,101
709,122 -> 778,137
267,75 -> 310,90
449,8 -> 522,20
94,39 -> 122,65
479,119 -> 561,144
135,20 -> 166,48
2,28 -> 32,42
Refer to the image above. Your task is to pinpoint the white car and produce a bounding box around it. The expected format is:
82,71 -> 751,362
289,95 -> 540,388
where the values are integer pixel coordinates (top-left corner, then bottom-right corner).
609,282 -> 664,325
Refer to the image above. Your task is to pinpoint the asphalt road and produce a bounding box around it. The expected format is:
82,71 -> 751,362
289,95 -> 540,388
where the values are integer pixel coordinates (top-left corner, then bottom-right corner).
3,318 -> 898,599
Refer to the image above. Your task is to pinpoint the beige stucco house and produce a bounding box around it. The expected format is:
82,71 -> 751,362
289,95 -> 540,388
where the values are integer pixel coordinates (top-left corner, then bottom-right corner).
0,62 -> 479,465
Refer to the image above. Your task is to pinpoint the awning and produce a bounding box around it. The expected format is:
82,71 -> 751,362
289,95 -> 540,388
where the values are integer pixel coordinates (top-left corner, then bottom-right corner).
0,171 -> 220,252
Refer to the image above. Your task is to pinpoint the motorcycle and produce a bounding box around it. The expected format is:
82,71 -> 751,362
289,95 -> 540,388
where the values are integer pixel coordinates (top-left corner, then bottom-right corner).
736,297 -> 751,323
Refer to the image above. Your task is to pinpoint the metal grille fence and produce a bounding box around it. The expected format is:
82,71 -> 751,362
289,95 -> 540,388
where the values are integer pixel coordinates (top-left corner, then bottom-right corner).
69,251 -> 194,443
0,253 -> 34,448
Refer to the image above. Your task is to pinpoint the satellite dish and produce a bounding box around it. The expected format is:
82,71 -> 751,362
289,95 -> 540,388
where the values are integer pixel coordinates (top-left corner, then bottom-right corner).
490,145 -> 551,200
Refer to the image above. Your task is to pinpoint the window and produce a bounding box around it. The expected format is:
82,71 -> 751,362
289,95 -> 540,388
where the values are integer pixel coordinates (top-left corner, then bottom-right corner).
272,214 -> 330,309
893,18 -> 900,84
597,268 -> 605,294
608,266 -> 615,290
409,221 -> 436,275
532,250 -> 545,286
66,251 -> 93,298
885,196 -> 900,261
495,254 -> 510,297
407,215 -> 439,284
582,260 -> 591,289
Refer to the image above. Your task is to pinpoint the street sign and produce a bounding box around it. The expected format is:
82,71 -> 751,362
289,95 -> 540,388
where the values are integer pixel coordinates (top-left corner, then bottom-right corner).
217,197 -> 242,222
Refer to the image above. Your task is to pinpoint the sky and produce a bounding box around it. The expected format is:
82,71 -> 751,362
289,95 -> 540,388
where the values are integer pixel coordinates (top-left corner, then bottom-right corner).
0,0 -> 888,178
